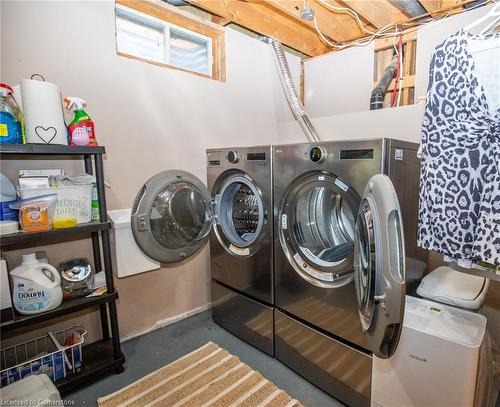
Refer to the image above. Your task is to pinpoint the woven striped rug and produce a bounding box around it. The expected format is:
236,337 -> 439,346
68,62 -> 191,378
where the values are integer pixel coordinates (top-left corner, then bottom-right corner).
98,342 -> 303,407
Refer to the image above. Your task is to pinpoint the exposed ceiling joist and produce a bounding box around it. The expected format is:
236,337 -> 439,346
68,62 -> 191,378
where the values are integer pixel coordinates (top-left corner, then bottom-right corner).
212,15 -> 231,25
419,0 -> 463,16
259,0 -> 368,42
187,0 -> 329,56
337,0 -> 408,28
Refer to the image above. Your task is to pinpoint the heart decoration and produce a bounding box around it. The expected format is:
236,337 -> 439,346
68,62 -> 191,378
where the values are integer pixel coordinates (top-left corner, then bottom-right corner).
34,126 -> 57,144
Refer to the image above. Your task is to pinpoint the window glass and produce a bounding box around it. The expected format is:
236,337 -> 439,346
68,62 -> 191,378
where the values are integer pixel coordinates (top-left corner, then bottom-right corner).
116,5 -> 212,77
116,16 -> 165,63
170,28 -> 210,75
150,182 -> 211,249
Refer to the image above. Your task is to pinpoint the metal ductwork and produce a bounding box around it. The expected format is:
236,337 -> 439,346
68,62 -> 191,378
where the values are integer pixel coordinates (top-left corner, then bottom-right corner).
163,0 -> 188,6
390,0 -> 426,17
267,38 -> 321,142
370,54 -> 398,110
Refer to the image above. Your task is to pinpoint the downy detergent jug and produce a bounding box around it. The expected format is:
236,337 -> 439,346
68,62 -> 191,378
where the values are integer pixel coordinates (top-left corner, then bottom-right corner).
10,253 -> 63,314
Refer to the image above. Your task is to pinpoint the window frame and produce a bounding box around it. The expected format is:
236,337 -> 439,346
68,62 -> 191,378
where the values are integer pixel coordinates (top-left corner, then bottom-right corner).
115,0 -> 225,81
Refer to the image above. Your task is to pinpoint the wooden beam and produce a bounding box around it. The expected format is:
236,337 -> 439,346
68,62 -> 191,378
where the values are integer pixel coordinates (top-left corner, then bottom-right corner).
374,75 -> 416,90
402,40 -> 416,104
259,0 -> 367,42
187,0 -> 329,56
419,0 -> 463,16
212,15 -> 231,25
338,0 -> 408,28
374,29 -> 417,51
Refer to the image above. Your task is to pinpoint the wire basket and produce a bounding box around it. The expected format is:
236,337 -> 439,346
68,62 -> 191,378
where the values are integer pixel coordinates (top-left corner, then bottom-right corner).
0,325 -> 86,388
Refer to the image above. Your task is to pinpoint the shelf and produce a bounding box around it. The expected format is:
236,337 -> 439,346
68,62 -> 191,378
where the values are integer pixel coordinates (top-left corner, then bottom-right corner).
0,221 -> 111,248
57,339 -> 125,396
0,144 -> 105,156
0,291 -> 118,333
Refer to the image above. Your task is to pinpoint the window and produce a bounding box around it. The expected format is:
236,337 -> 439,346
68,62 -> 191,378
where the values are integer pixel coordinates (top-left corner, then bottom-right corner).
115,1 -> 225,80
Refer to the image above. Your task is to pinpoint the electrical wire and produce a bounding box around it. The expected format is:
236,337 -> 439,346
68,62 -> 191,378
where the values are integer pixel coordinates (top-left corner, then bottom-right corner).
312,0 -> 496,51
317,0 -> 384,35
397,36 -> 404,106
390,29 -> 401,107
390,32 -> 404,107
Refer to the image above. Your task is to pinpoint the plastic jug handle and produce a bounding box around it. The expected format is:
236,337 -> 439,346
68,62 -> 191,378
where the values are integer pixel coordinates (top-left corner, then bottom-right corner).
35,264 -> 61,289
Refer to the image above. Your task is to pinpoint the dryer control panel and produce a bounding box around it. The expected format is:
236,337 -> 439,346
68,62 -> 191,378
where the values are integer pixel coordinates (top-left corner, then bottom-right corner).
309,146 -> 327,163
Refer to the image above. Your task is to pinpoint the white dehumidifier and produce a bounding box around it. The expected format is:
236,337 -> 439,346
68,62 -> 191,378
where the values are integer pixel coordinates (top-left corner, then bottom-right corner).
371,296 -> 487,407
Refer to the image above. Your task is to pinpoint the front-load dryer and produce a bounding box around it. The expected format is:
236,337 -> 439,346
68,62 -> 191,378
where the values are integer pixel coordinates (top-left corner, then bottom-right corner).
273,139 -> 427,406
131,146 -> 274,355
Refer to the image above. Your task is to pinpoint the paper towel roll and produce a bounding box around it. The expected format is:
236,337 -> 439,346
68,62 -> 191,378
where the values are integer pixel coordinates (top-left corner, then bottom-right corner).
21,79 -> 68,145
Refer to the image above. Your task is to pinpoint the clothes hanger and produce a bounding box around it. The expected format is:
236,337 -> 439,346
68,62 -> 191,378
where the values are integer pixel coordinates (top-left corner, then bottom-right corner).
464,2 -> 500,33
479,15 -> 500,34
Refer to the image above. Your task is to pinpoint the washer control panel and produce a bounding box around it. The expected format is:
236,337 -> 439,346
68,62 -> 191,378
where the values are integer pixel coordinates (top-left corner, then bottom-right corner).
227,150 -> 240,163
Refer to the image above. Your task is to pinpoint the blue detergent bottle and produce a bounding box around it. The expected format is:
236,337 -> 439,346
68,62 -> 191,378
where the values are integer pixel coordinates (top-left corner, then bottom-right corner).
0,83 -> 23,144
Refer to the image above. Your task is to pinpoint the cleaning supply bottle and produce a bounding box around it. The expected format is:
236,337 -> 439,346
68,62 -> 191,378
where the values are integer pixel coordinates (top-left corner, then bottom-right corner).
10,253 -> 63,315
0,83 -> 23,144
0,173 -> 18,221
64,97 -> 98,146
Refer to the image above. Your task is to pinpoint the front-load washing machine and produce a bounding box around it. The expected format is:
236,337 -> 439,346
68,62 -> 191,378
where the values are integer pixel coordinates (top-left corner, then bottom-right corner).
273,139 -> 427,406
131,146 -> 274,355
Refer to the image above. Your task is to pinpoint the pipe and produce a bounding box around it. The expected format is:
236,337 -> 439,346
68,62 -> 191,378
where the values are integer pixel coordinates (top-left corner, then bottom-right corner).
266,38 -> 320,142
370,54 -> 398,110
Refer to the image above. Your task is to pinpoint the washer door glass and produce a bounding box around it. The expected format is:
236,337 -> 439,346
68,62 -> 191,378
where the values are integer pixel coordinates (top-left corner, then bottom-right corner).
279,171 -> 360,288
354,174 -> 405,359
213,173 -> 265,256
131,170 -> 212,264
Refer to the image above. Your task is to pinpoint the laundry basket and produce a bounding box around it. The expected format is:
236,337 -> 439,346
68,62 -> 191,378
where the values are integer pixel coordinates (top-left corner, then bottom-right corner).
0,325 -> 86,387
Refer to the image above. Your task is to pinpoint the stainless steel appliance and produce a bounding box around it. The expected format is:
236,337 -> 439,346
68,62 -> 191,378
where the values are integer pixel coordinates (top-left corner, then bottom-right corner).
273,139 -> 426,406
131,146 -> 274,355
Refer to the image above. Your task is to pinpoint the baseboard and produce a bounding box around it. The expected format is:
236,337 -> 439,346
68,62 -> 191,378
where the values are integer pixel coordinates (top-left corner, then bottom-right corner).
120,302 -> 212,343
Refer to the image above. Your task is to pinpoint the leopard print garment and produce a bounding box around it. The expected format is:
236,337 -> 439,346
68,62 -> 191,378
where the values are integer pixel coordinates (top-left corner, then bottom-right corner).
417,29 -> 500,266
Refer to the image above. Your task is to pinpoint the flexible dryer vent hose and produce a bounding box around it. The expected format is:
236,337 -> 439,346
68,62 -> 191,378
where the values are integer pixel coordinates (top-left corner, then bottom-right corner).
266,38 -> 321,142
370,54 -> 399,110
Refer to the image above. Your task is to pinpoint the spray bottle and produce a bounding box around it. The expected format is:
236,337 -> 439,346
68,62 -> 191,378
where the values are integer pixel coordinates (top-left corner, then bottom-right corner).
64,97 -> 98,146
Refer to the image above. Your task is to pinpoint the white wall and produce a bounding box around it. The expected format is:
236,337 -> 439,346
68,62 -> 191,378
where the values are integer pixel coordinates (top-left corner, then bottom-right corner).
415,3 -> 495,98
277,104 -> 425,144
305,44 -> 375,117
0,0 -> 300,340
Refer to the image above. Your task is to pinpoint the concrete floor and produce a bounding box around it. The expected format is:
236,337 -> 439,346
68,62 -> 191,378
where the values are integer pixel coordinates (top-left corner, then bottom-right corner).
65,310 -> 343,406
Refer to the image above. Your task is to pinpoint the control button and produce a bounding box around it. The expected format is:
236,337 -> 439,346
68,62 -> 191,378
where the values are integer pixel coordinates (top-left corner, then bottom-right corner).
309,146 -> 327,163
227,150 -> 240,163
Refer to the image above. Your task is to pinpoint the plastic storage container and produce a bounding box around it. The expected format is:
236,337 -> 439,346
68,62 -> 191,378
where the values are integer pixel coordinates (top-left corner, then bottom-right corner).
1,374 -> 62,405
108,208 -> 160,278
1,173 -> 18,221
0,325 -> 86,387
18,185 -> 93,224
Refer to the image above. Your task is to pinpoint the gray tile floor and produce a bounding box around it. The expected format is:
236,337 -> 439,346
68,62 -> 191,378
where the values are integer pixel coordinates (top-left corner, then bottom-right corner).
65,310 -> 343,406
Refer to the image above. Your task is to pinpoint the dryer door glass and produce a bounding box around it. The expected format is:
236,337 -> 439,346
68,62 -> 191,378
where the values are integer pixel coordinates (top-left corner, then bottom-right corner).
354,174 -> 405,359
279,171 -> 361,288
213,173 -> 265,256
131,170 -> 212,264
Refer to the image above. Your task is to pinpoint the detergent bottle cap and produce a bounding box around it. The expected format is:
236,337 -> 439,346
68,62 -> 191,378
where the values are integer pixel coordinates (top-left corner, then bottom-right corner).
0,83 -> 13,94
22,253 -> 39,265
64,96 -> 87,111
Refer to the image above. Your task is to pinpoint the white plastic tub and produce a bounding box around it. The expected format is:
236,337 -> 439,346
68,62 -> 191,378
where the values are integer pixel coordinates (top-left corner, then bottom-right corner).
18,185 -> 93,224
108,208 -> 160,278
